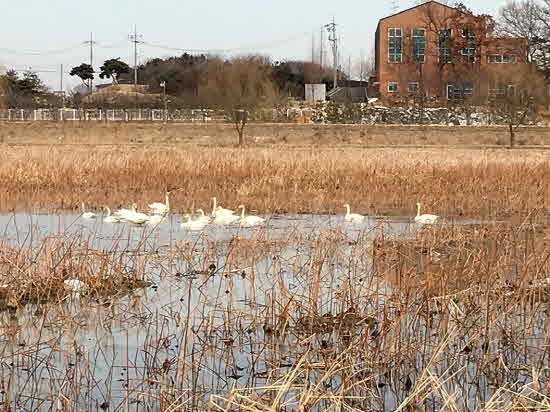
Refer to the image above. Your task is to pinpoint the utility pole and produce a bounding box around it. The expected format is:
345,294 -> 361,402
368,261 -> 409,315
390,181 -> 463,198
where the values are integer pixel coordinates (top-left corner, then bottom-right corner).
325,17 -> 338,89
83,32 -> 95,91
129,26 -> 143,93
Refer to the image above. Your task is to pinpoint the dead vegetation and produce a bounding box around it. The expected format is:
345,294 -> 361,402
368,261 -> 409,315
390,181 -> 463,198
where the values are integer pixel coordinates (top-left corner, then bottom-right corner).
0,145 -> 549,218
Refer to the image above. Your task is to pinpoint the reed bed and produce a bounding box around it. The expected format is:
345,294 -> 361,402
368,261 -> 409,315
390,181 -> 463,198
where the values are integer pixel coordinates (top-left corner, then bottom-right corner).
1,214 -> 549,411
0,145 -> 549,217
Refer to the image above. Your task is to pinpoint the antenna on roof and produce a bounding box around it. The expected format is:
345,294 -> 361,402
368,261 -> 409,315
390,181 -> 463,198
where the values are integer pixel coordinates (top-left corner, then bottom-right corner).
390,0 -> 399,13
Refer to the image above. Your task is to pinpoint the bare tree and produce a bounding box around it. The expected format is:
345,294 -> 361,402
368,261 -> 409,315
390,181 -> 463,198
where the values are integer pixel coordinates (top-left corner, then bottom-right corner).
485,64 -> 547,147
198,55 -> 281,145
499,0 -> 550,79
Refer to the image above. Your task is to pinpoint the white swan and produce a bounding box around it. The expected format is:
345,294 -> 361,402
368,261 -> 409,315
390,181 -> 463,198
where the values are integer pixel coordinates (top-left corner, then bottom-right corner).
149,191 -> 171,215
237,205 -> 265,227
145,214 -> 165,225
343,203 -> 365,222
415,202 -> 439,224
113,204 -> 135,219
181,214 -> 207,231
81,202 -> 96,219
212,211 -> 241,225
194,209 -> 212,224
103,207 -> 121,223
120,204 -> 150,225
211,197 -> 235,217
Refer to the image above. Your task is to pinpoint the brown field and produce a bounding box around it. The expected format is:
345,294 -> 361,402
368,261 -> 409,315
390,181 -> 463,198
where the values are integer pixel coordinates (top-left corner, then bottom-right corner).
0,140 -> 548,217
2,120 -> 550,146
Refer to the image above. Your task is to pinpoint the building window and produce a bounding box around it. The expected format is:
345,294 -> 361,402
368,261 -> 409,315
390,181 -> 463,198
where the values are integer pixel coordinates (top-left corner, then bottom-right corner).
412,28 -> 426,63
489,82 -> 515,98
447,82 -> 474,99
408,82 -> 420,93
388,28 -> 402,63
438,29 -> 452,64
461,28 -> 475,39
461,47 -> 476,63
388,81 -> 398,92
488,54 -> 517,63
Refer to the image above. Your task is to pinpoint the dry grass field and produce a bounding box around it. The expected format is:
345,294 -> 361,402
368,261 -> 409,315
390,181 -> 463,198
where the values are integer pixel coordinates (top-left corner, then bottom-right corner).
0,142 -> 548,218
2,121 -> 550,146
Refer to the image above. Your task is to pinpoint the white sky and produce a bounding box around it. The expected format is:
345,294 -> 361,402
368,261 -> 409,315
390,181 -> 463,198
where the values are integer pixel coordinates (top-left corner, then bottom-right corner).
0,0 -> 505,91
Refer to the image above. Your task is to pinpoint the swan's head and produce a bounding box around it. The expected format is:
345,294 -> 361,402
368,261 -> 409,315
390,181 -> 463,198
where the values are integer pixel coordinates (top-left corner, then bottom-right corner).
196,208 -> 205,215
182,214 -> 191,221
343,203 -> 350,208
416,202 -> 421,207
237,205 -> 245,209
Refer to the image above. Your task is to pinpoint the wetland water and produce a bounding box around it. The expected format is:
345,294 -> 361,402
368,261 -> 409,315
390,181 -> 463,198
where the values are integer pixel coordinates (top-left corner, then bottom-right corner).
0,213 -> 546,411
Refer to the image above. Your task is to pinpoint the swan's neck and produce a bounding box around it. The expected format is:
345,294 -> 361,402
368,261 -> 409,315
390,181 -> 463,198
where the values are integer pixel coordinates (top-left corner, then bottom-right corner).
106,207 -> 111,216
165,193 -> 170,208
81,203 -> 85,213
345,205 -> 350,216
198,209 -> 204,217
416,204 -> 421,217
212,198 -> 217,213
240,207 -> 245,219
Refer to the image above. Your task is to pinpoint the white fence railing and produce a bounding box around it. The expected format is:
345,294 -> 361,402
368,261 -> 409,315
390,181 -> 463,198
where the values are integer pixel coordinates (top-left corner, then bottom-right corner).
0,108 -> 227,122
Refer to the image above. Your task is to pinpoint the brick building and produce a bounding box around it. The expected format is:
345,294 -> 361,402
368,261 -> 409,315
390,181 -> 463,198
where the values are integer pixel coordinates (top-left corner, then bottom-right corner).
372,1 -> 530,100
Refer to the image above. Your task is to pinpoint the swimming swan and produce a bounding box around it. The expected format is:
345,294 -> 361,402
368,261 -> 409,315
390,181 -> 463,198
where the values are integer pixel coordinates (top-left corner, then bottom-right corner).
237,205 -> 265,227
415,202 -> 439,224
149,191 -> 171,215
181,214 -> 207,231
194,209 -> 212,224
343,203 -> 365,222
211,197 -> 235,217
81,202 -> 96,219
103,207 -> 121,223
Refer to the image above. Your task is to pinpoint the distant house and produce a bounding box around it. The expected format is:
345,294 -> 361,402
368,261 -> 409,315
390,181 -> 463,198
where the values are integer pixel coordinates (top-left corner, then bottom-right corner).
372,1 -> 536,100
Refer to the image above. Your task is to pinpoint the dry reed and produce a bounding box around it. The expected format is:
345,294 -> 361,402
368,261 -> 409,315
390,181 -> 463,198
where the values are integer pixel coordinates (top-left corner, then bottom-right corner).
0,145 -> 549,218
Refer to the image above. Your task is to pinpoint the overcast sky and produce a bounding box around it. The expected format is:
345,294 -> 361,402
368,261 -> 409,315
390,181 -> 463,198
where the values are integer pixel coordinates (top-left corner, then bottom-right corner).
0,0 -> 505,91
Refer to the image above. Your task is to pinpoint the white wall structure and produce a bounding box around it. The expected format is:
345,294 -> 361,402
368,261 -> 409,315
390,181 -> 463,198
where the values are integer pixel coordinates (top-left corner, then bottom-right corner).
305,84 -> 326,102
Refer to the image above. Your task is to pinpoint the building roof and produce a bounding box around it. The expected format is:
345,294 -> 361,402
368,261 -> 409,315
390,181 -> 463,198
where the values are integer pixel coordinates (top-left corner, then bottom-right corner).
378,0 -> 458,23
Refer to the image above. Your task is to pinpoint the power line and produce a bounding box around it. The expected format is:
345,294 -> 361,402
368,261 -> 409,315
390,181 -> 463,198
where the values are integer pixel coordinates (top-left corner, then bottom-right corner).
129,26 -> 144,89
325,17 -> 338,88
83,32 -> 96,90
0,44 -> 82,56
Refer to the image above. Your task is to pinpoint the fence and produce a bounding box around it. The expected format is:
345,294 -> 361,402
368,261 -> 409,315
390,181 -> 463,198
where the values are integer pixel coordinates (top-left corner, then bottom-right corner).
0,108 -> 227,122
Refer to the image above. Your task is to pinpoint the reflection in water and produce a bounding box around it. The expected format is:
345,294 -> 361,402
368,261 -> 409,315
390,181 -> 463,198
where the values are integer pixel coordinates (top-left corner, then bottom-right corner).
0,212 -> 539,411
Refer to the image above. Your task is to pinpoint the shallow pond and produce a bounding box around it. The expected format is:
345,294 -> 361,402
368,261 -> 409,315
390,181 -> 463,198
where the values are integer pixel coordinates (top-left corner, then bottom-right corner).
0,212 -> 544,411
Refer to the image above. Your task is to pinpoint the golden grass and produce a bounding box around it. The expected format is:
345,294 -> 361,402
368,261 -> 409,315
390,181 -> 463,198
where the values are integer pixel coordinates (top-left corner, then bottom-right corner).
0,145 -> 549,217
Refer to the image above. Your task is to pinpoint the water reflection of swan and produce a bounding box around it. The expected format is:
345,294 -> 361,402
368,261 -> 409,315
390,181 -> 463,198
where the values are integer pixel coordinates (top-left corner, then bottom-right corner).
211,197 -> 235,217
103,207 -> 120,223
81,202 -> 96,219
237,205 -> 265,227
343,203 -> 365,222
415,202 -> 439,224
149,191 -> 170,215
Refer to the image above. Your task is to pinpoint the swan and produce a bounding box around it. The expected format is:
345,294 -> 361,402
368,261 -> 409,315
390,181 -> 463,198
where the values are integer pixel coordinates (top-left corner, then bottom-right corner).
212,211 -> 241,225
103,207 -> 121,223
194,209 -> 212,224
119,204 -> 150,225
237,205 -> 265,227
81,202 -> 96,219
343,203 -> 365,222
114,204 -> 135,219
145,214 -> 165,225
149,191 -> 171,215
211,197 -> 235,217
415,202 -> 439,224
181,214 -> 207,231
